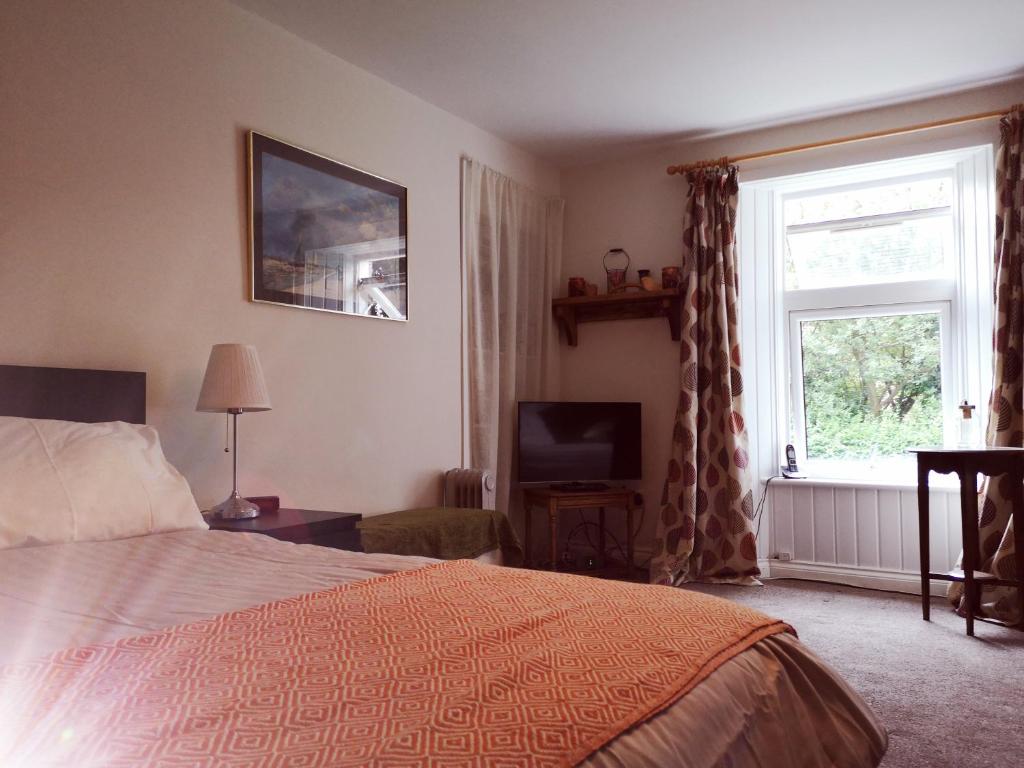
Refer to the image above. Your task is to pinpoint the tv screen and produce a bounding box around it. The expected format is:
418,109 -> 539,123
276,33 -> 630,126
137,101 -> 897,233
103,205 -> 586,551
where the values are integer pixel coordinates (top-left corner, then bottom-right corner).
517,401 -> 641,484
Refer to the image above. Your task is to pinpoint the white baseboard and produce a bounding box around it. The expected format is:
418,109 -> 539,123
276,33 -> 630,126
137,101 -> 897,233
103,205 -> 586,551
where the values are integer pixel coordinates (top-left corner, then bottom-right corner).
767,560 -> 950,598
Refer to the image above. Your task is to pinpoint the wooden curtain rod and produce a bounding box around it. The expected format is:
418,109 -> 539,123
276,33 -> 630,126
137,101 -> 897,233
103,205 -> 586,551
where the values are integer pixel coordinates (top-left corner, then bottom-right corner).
665,107 -> 1016,176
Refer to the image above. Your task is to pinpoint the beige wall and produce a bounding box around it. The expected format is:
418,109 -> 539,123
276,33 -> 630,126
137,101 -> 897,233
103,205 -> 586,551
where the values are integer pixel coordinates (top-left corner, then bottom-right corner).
558,78 -> 1023,560
0,0 -> 559,513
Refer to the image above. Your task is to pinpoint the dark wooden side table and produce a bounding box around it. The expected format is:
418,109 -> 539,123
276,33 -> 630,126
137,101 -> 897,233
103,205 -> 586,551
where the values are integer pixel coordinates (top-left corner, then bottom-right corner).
206,508 -> 363,551
522,486 -> 634,576
912,448 -> 1024,636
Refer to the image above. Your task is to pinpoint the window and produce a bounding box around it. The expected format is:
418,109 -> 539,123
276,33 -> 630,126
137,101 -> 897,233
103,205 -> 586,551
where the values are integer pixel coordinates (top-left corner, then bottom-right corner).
783,174 -> 954,290
741,147 -> 994,481
791,304 -> 950,477
784,173 -> 957,477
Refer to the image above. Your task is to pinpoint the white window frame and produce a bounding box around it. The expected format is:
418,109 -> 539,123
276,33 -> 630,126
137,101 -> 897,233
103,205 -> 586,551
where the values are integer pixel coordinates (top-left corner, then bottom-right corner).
739,145 -> 995,484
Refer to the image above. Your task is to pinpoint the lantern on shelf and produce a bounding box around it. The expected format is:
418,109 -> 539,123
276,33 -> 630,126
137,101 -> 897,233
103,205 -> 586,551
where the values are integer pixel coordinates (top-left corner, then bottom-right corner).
603,248 -> 630,293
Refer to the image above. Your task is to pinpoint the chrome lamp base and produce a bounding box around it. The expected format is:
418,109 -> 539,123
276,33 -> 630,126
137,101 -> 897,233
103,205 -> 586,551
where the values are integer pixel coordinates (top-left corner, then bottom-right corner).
211,491 -> 260,520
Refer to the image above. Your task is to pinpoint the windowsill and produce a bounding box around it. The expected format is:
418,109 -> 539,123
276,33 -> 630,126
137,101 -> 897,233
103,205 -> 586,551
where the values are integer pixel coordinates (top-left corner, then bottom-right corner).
759,474 -> 960,491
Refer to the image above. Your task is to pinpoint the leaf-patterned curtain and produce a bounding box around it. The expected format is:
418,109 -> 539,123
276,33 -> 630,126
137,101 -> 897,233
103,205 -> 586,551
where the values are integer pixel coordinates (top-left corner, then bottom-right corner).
949,105 -> 1024,623
651,166 -> 760,586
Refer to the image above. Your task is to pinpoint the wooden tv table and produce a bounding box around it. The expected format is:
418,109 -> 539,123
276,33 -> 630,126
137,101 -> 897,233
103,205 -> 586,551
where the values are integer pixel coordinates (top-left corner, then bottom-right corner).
522,485 -> 635,577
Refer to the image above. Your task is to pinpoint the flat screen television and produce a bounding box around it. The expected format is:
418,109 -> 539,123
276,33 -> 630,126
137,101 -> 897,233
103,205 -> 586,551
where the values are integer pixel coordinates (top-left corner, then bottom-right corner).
517,401 -> 641,486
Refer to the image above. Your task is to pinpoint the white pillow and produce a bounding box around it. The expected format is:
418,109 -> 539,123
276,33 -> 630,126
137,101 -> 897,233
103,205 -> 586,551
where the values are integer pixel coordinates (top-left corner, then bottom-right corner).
0,417 -> 207,549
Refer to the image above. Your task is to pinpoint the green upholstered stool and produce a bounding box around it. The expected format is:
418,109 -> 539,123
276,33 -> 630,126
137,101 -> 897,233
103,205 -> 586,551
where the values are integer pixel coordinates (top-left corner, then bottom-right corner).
358,507 -> 523,566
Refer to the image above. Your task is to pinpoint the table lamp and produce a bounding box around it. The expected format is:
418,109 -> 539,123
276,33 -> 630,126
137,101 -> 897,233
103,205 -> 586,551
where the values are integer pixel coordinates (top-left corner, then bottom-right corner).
197,343 -> 272,519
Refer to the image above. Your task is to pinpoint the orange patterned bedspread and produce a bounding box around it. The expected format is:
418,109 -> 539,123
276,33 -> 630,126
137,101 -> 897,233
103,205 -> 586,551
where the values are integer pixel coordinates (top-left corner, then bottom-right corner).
0,560 -> 792,767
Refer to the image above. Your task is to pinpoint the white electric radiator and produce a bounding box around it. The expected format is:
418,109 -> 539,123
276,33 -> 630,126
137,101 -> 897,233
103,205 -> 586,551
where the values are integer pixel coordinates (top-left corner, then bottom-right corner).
443,468 -> 496,510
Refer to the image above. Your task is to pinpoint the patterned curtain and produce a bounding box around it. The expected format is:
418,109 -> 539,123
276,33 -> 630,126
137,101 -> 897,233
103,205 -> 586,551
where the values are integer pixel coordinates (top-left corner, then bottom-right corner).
651,166 -> 760,586
949,106 -> 1024,623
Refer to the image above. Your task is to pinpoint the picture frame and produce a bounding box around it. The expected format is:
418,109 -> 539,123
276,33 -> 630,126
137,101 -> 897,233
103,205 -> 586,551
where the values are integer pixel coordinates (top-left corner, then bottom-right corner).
247,131 -> 408,320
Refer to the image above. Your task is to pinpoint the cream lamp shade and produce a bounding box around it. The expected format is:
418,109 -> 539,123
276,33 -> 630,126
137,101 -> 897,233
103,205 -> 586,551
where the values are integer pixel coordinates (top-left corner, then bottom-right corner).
196,344 -> 272,413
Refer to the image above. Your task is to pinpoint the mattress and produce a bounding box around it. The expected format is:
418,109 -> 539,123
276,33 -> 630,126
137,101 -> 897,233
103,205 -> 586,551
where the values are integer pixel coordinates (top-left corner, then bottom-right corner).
0,530 -> 886,767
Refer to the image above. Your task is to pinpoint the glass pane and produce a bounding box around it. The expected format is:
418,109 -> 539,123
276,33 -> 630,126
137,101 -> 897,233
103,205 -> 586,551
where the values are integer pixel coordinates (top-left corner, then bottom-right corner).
784,214 -> 953,290
799,313 -> 943,469
784,176 -> 952,227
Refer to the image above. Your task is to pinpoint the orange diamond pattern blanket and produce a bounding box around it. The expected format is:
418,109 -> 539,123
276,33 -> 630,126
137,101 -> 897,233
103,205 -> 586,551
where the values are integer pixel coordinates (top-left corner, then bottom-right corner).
0,560 -> 792,767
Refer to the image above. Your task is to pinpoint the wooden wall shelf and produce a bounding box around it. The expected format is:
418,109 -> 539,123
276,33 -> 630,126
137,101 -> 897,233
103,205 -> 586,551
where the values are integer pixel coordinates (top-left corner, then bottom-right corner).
552,288 -> 681,347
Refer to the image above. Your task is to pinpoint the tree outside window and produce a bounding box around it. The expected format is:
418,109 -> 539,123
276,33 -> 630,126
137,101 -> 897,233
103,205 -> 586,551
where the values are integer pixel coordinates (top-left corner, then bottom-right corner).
800,313 -> 943,462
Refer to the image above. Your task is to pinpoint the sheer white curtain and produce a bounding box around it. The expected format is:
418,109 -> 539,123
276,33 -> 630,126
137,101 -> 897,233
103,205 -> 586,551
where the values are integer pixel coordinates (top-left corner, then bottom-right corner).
461,157 -> 564,514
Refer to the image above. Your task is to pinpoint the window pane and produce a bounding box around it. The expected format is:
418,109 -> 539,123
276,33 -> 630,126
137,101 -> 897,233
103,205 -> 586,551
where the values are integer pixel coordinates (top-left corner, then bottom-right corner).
784,176 -> 952,227
785,215 -> 953,290
799,313 -> 943,469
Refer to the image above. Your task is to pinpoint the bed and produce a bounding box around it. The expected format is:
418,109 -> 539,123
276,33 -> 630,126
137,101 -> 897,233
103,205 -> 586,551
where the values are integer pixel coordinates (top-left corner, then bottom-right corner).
0,365 -> 887,767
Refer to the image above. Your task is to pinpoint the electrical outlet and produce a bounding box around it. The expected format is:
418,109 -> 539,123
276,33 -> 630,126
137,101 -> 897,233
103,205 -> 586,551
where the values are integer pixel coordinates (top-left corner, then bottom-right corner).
777,551 -> 793,561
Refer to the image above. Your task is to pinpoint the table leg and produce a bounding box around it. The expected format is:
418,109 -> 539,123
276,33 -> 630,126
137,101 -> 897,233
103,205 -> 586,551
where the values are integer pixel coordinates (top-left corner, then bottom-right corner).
1011,465 -> 1024,628
959,470 -> 979,637
598,507 -> 606,568
626,495 -> 635,580
524,500 -> 532,569
918,462 -> 930,621
549,499 -> 558,571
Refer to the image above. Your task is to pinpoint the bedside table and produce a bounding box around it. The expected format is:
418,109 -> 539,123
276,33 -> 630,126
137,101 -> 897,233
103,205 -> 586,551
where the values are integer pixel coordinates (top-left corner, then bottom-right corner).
206,508 -> 363,551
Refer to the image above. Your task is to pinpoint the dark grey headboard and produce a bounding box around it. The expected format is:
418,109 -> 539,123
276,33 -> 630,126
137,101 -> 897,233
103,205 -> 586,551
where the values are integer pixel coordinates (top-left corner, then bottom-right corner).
0,365 -> 146,424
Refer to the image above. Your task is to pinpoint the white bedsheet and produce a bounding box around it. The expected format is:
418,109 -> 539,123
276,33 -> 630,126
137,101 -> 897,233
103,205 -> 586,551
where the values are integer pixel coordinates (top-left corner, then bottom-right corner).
0,530 -> 886,767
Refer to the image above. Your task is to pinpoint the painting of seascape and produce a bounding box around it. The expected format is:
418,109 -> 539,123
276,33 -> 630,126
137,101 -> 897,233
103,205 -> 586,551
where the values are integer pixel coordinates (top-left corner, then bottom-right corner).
248,132 -> 407,319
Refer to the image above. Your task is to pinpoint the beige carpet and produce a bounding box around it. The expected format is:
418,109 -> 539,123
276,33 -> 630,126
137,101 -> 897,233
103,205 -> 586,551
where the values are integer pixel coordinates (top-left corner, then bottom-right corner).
686,579 -> 1024,768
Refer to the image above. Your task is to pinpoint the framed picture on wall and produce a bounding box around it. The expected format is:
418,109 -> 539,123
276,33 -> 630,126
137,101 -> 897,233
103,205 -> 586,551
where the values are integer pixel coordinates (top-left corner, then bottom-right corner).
247,131 -> 408,320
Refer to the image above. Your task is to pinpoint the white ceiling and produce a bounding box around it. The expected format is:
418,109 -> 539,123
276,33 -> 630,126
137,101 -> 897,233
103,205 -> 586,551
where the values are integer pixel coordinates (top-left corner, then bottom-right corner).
233,0 -> 1024,166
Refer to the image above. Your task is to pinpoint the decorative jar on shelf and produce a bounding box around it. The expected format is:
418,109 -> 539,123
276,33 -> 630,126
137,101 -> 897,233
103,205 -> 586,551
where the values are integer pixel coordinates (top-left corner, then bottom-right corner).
662,266 -> 681,290
957,400 -> 977,448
